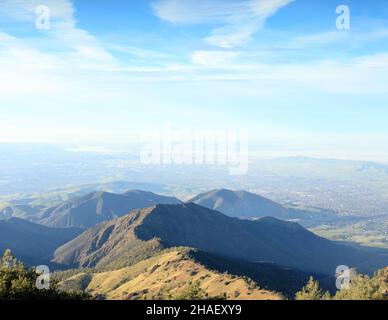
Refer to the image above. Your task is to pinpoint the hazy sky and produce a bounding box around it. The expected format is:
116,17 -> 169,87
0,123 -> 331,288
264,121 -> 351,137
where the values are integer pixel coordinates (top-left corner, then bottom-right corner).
0,0 -> 388,161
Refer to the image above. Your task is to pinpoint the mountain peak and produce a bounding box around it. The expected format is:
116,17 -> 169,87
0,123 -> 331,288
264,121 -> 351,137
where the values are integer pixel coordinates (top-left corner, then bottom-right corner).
189,189 -> 287,219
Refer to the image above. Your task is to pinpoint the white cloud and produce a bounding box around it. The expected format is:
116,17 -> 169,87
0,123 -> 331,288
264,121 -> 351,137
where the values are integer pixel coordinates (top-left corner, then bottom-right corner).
292,28 -> 388,48
191,50 -> 241,65
152,0 -> 294,48
205,22 -> 260,48
0,32 -> 68,95
0,0 -> 75,22
0,31 -> 15,41
0,0 -> 118,97
152,0 -> 245,24
0,0 -> 115,65
107,53 -> 388,95
1,0 -> 388,148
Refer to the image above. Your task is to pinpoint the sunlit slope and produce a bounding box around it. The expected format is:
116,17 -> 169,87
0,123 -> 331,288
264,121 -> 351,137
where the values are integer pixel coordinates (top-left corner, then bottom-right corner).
60,248 -> 283,300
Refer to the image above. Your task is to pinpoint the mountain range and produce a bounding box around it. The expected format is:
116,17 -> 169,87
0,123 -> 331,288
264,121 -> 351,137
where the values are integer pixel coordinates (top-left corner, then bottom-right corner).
0,188 -> 341,228
53,203 -> 387,275
1,186 -> 387,299
37,190 -> 181,228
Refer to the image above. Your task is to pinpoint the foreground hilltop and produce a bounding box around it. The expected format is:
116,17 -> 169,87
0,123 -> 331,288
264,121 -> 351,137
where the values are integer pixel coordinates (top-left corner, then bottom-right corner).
59,248 -> 284,300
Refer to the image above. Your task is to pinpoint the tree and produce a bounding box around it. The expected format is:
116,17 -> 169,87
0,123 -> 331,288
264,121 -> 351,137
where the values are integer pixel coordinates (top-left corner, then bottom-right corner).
168,280 -> 227,300
0,249 -> 90,300
295,268 -> 388,301
333,268 -> 388,300
295,277 -> 331,300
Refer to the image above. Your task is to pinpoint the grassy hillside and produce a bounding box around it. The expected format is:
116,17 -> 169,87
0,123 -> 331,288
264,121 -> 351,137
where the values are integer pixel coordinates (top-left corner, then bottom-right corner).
59,248 -> 283,300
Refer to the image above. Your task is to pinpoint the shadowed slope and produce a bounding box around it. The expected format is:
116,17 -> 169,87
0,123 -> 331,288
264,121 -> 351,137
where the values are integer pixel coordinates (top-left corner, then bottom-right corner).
0,218 -> 83,266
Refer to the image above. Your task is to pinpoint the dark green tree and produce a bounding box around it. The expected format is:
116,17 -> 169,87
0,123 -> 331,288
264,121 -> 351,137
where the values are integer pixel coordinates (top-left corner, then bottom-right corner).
295,268 -> 388,300
169,281 -> 208,300
0,249 -> 90,300
333,268 -> 388,300
295,277 -> 331,300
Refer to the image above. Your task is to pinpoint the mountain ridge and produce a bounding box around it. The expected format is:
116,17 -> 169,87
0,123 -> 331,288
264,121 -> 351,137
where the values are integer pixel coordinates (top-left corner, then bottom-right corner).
58,248 -> 285,300
53,203 -> 388,275
38,190 -> 181,228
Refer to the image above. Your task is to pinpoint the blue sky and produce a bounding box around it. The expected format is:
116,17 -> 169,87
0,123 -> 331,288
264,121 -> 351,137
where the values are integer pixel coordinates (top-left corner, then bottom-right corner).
0,0 -> 388,161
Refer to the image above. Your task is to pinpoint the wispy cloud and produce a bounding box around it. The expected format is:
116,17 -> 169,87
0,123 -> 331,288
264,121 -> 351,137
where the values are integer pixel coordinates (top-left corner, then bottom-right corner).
292,28 -> 388,48
0,0 -> 115,65
1,0 -> 388,155
0,0 -> 118,96
0,0 -> 74,22
191,50 -> 241,65
151,0 -> 294,48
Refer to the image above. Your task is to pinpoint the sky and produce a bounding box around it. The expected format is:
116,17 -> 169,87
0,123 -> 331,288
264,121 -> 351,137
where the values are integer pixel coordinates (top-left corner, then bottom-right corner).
0,0 -> 388,161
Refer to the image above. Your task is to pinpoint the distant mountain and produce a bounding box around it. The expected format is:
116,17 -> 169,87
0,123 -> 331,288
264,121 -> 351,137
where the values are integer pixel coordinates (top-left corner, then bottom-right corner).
189,189 -> 337,224
189,189 -> 288,219
0,180 -> 168,209
38,190 -> 181,228
0,203 -> 44,220
53,203 -> 387,275
0,218 -> 83,266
